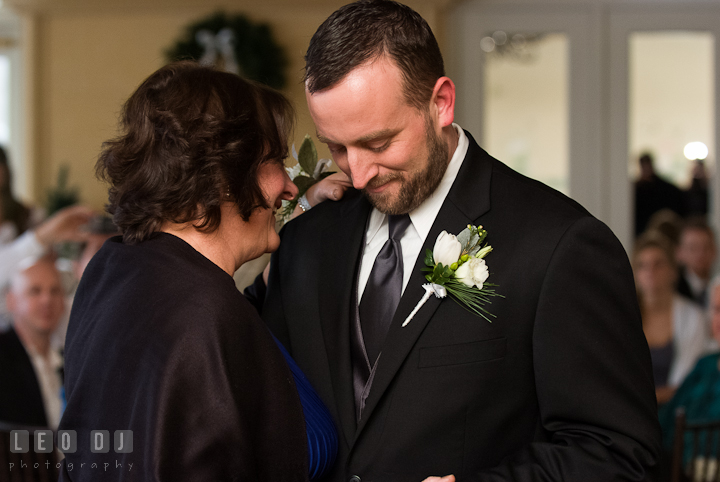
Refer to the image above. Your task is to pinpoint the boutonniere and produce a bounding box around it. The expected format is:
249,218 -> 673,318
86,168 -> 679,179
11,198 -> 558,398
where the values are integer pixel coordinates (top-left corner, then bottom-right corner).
403,224 -> 503,327
281,135 -> 334,220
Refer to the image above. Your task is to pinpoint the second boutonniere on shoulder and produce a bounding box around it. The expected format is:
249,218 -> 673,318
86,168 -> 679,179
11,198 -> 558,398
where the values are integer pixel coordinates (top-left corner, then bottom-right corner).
403,224 -> 503,327
281,135 -> 333,220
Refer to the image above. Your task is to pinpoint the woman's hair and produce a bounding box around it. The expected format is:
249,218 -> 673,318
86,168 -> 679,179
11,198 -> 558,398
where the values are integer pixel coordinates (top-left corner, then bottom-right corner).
97,61 -> 294,244
0,146 -> 30,235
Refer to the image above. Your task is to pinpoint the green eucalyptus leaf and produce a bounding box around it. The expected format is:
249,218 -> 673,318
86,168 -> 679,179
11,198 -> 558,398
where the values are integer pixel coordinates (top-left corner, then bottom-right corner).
292,175 -> 316,196
468,232 -> 480,248
298,135 -> 318,175
457,228 -> 471,249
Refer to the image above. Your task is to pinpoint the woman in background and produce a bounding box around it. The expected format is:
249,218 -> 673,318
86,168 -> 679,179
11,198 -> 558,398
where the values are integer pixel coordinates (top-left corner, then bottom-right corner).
0,146 -> 31,244
633,232 -> 709,404
60,62 -> 336,481
658,281 -> 720,472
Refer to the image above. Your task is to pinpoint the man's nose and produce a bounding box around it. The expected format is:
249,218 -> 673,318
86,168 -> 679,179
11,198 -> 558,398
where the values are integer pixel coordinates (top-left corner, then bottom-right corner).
346,149 -> 377,190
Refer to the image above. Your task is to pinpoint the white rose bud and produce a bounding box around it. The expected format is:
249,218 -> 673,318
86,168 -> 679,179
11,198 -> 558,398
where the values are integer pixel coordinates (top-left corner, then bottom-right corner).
476,246 -> 493,259
455,257 -> 490,290
433,231 -> 462,267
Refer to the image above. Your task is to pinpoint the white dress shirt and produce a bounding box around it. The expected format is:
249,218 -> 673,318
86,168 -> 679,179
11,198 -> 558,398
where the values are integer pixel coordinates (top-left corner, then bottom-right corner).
358,124 -> 469,302
24,342 -> 64,429
684,268 -> 708,302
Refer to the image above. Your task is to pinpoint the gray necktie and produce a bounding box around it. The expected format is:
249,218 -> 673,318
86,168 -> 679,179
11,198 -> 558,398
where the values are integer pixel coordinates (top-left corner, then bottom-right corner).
359,214 -> 411,366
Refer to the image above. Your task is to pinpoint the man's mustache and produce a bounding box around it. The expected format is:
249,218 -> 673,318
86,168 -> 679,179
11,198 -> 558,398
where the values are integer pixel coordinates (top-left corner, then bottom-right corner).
362,173 -> 404,192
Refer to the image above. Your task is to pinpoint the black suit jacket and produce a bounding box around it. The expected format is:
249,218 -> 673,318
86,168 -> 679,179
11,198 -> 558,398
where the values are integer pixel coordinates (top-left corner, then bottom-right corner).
264,133 -> 662,481
0,327 -> 48,427
676,267 -> 707,307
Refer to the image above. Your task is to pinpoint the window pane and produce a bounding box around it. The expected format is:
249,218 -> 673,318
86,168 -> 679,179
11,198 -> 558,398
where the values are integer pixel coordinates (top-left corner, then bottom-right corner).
0,54 -> 10,145
484,33 -> 569,194
629,32 -> 715,188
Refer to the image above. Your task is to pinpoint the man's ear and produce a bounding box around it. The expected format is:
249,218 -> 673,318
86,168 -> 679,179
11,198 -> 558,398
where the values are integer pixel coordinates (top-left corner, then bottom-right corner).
430,76 -> 456,128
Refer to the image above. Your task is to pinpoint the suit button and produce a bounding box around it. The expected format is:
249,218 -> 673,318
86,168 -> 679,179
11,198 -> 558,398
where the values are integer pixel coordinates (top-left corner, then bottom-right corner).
348,476 -> 361,482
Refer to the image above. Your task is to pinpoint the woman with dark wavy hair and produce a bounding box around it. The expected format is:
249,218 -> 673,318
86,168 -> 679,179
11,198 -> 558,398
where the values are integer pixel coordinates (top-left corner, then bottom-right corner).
59,62 -> 337,481
0,146 -> 32,242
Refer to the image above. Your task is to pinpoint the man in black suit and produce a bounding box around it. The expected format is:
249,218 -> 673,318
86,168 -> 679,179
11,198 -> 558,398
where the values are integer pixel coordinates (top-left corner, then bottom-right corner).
675,218 -> 716,308
262,1 -> 662,480
0,256 -> 65,428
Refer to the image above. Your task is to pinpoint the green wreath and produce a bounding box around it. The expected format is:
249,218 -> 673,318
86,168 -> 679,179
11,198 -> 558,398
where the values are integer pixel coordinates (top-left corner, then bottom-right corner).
165,11 -> 287,90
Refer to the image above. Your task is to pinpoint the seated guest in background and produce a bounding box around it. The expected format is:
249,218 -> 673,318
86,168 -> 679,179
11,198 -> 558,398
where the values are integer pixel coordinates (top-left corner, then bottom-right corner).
634,232 -> 709,404
646,208 -> 684,248
0,204 -> 92,292
0,255 -> 65,428
676,218 -> 716,309
658,282 -> 720,470
60,62 -> 336,482
0,204 -> 92,330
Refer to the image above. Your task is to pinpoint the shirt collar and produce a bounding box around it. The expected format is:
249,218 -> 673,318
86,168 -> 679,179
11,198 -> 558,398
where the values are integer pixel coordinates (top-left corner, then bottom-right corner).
685,268 -> 708,295
365,124 -> 469,245
19,332 -> 63,369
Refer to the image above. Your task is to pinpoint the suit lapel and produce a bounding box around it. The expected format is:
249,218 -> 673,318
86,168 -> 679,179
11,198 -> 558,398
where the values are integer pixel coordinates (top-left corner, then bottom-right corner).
354,132 -> 494,438
318,191 -> 372,447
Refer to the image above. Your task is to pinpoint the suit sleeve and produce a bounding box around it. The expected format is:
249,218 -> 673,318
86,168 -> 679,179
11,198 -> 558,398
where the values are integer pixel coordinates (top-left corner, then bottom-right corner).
243,272 -> 267,315
262,231 -> 293,351
470,217 -> 663,481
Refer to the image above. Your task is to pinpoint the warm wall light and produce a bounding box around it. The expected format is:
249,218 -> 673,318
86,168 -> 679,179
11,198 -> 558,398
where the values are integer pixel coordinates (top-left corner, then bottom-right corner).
684,141 -> 709,160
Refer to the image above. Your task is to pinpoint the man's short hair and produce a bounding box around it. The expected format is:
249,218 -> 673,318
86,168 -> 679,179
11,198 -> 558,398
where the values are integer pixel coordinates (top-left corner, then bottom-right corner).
681,216 -> 715,241
304,0 -> 445,111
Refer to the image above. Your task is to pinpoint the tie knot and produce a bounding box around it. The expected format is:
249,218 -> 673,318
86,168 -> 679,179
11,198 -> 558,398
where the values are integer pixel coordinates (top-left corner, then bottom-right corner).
388,214 -> 411,241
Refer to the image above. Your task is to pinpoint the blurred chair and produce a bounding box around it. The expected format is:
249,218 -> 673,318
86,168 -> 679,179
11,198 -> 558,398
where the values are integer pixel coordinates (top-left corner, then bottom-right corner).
0,421 -> 59,482
672,407 -> 720,482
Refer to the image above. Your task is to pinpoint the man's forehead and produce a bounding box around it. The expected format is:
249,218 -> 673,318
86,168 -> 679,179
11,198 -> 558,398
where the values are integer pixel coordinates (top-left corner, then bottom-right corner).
12,261 -> 61,290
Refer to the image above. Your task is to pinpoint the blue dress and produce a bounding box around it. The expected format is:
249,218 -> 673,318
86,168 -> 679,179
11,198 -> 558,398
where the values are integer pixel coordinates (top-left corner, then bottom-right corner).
274,336 -> 339,480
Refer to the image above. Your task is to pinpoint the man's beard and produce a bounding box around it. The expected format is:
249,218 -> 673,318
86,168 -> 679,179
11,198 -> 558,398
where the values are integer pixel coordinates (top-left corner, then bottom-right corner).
364,121 -> 449,215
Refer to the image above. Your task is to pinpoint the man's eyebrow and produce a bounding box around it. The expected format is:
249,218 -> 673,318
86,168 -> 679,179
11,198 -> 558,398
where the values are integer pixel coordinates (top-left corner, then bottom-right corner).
316,132 -> 333,144
316,129 -> 395,145
356,129 -> 394,144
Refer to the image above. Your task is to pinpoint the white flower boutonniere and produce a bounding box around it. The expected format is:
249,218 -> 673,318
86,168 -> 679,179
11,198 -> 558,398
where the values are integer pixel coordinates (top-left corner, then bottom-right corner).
402,224 -> 502,327
281,135 -> 333,220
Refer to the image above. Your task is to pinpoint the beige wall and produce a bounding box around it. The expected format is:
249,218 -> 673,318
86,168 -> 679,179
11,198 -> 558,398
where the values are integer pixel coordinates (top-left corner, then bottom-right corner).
8,0 -> 449,210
